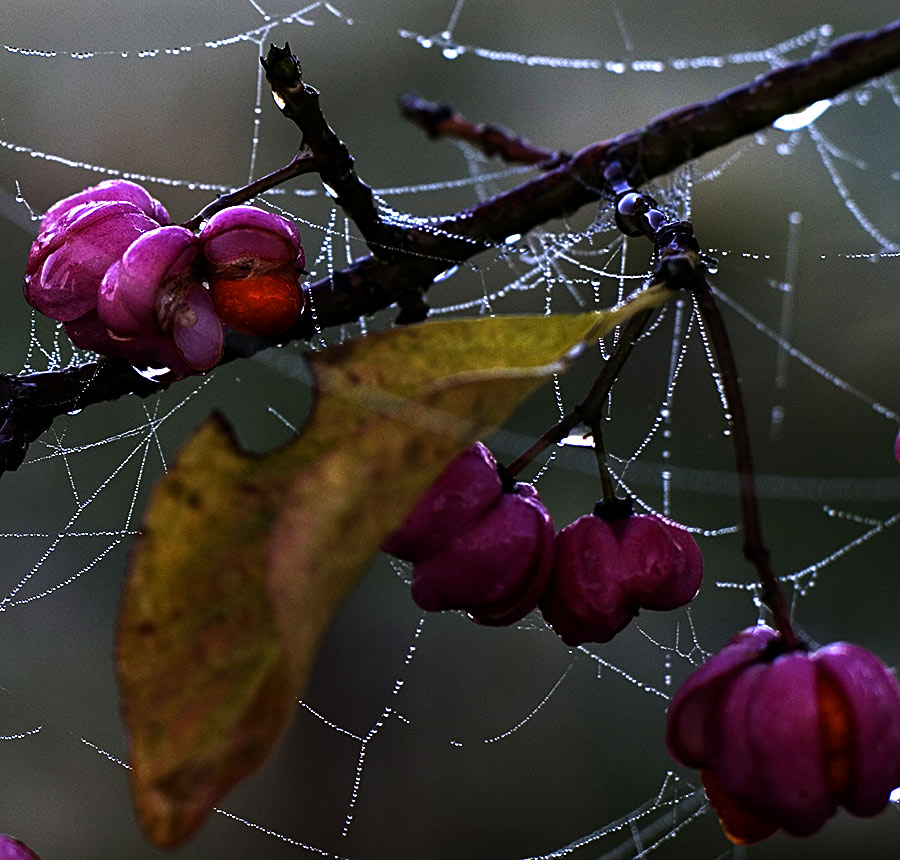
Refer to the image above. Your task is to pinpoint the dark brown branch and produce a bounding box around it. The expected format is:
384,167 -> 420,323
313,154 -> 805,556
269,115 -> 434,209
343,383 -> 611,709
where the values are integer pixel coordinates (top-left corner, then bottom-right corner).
398,93 -> 569,167
2,20 -> 899,476
426,19 -> 900,249
0,361 -> 164,473
258,43 -> 408,258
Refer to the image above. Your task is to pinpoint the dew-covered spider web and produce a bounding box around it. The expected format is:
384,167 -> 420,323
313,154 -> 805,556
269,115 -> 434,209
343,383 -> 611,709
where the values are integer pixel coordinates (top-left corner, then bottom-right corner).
2,1 -> 900,858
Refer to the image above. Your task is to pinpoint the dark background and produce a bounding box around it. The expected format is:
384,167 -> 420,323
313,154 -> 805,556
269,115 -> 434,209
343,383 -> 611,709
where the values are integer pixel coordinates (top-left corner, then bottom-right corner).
1,2 -> 899,858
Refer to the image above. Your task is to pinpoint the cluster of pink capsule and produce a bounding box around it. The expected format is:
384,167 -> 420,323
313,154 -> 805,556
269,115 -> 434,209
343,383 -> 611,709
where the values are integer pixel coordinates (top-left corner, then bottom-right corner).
383,442 -> 900,844
384,442 -> 702,639
24,180 -> 305,379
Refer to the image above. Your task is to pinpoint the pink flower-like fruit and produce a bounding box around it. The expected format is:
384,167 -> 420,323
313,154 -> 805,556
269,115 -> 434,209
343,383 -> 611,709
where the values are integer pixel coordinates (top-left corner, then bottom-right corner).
200,206 -> 305,336
382,442 -> 504,561
666,625 -> 900,843
382,442 -> 555,625
37,178 -> 169,232
410,481 -> 555,625
26,187 -> 305,374
95,226 -> 223,377
540,501 -> 702,645
24,180 -> 168,322
0,834 -> 42,860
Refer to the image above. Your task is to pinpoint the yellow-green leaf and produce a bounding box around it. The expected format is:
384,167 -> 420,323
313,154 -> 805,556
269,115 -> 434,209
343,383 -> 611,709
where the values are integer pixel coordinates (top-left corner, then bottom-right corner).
117,285 -> 672,847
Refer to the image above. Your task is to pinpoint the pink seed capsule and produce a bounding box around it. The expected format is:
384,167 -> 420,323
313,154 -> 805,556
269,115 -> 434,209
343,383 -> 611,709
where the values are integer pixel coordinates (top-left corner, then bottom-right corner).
24,200 -> 161,322
666,626 -> 900,843
201,205 -> 304,272
540,503 -> 702,646
410,481 -> 555,626
382,442 -> 504,562
0,834 -> 42,860
200,206 -> 305,336
97,226 -> 223,377
24,181 -> 169,323
37,178 -> 169,234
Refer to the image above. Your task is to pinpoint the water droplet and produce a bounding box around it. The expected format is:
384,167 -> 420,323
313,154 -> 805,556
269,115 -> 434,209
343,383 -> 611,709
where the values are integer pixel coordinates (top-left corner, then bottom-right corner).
504,233 -> 522,245
773,99 -> 832,131
132,365 -> 171,381
442,45 -> 461,60
418,37 -> 433,49
433,265 -> 459,283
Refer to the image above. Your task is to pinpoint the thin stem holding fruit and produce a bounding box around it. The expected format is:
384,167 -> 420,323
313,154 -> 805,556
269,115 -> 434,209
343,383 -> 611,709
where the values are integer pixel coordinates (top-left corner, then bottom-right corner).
600,165 -> 800,647
505,307 -> 654,478
693,286 -> 799,649
182,152 -> 323,232
589,423 -> 619,503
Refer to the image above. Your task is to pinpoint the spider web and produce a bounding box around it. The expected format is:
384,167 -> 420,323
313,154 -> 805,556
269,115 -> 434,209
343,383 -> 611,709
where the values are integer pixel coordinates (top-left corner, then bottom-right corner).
1,1 -> 900,858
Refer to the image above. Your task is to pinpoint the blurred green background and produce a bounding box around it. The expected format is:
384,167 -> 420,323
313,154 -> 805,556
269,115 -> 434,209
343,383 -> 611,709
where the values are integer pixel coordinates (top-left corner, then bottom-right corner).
2,2 -> 900,858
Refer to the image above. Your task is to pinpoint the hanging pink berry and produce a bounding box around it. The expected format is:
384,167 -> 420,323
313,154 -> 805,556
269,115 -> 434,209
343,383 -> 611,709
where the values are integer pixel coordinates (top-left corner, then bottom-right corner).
665,625 -> 900,843
539,500 -> 702,645
381,442 -> 554,625
409,481 -> 555,626
95,225 -> 223,377
24,180 -> 168,322
0,834 -> 42,860
200,206 -> 305,336
382,441 -> 504,561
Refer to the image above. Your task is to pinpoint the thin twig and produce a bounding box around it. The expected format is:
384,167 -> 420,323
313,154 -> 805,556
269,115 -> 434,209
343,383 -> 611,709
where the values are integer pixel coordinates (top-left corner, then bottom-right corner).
694,286 -> 799,647
505,307 -> 655,478
182,152 -> 323,232
258,43 -> 408,257
398,93 -> 569,168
